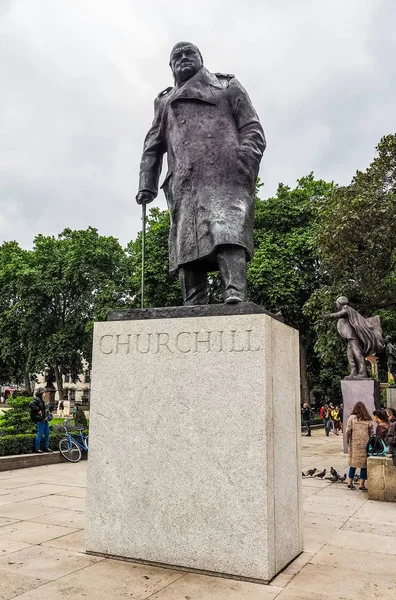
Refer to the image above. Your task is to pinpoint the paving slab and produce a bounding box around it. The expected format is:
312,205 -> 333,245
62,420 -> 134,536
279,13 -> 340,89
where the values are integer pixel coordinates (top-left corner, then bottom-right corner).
0,521 -> 79,544
147,573 -> 282,599
22,494 -> 85,511
342,517 -> 396,538
311,544 -> 396,575
0,538 -> 31,557
42,529 -> 86,553
0,501 -> 59,521
287,563 -> 396,600
31,508 -> 85,529
328,529 -> 396,555
0,567 -> 44,600
12,559 -> 186,600
0,545 -> 101,581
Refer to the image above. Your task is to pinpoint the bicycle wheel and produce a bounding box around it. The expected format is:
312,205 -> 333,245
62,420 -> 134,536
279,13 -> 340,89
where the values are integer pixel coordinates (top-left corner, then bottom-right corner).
85,435 -> 88,450
59,438 -> 81,462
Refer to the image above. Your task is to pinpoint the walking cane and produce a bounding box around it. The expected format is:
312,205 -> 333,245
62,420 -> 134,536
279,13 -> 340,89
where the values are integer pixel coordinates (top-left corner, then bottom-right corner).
141,202 -> 147,308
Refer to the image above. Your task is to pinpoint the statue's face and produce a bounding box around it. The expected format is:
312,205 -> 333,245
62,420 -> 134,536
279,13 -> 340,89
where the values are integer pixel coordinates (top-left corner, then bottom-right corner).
171,44 -> 202,84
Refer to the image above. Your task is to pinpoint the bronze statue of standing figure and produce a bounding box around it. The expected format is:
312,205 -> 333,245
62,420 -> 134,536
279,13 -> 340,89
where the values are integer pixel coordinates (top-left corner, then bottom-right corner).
385,336 -> 396,386
324,297 -> 384,379
136,42 -> 266,305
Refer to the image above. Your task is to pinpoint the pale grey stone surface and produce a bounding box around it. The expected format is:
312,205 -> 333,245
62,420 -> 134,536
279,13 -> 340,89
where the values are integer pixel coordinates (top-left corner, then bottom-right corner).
387,387 -> 396,410
86,313 -> 302,582
341,379 -> 380,453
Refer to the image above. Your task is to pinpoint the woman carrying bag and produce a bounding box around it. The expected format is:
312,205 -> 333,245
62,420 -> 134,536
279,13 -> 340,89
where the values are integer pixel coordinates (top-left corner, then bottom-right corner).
346,401 -> 374,491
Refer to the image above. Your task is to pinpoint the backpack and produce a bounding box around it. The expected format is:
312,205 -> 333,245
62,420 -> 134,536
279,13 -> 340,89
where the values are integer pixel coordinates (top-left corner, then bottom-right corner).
367,435 -> 387,457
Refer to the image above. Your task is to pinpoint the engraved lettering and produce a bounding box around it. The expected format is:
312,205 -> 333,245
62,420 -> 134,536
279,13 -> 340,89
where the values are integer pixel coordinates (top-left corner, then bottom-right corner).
176,331 -> 192,353
229,330 -> 245,352
156,332 -> 173,353
216,330 -> 224,352
193,330 -> 212,353
115,334 -> 131,354
100,334 -> 114,354
246,329 -> 261,351
136,333 -> 152,354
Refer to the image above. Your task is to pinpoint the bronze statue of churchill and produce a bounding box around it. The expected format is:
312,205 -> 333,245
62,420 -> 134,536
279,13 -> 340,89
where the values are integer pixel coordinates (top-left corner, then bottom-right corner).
136,42 -> 266,305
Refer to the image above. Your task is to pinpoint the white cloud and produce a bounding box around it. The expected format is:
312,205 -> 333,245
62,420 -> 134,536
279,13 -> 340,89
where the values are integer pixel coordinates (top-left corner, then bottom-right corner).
0,0 -> 395,247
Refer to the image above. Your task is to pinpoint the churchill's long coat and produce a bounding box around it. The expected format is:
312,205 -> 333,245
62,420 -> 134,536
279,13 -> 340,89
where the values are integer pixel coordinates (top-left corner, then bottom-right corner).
346,415 -> 374,468
138,67 -> 266,272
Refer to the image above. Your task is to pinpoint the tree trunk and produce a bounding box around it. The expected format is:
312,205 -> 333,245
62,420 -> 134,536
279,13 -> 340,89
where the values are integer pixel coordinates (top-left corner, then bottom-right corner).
23,372 -> 32,395
54,364 -> 64,401
300,341 -> 310,406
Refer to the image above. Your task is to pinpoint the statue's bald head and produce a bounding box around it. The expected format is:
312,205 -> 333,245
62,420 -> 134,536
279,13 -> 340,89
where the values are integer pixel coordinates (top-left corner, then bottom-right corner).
169,41 -> 203,84
336,296 -> 349,309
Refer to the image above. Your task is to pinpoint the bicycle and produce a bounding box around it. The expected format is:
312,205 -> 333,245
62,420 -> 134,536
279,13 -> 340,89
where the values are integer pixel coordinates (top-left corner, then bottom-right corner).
59,419 -> 88,462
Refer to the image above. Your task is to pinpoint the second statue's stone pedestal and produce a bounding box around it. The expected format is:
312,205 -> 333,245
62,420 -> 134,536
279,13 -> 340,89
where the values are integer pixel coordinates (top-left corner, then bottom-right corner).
387,387 -> 396,411
341,379 -> 381,453
85,303 -> 303,583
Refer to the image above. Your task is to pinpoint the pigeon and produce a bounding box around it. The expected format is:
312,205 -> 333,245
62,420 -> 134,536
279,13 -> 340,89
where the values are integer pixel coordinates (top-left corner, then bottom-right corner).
325,476 -> 337,482
354,475 -> 359,483
306,468 -> 317,477
331,467 -> 340,480
314,469 -> 326,479
339,474 -> 347,483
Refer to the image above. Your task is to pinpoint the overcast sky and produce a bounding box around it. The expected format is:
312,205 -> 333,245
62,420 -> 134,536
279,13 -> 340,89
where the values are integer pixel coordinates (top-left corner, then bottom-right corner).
1,0 -> 395,248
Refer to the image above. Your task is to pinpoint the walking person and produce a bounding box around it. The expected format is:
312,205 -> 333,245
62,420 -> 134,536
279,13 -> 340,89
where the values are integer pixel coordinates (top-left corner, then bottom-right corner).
332,405 -> 341,435
302,403 -> 313,437
29,387 -> 53,453
58,400 -> 64,419
346,401 -> 373,491
323,404 -> 332,437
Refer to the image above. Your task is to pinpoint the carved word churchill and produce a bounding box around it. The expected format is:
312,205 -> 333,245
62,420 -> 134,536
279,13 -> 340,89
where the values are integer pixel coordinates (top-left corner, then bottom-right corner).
136,41 -> 265,305
99,329 -> 261,355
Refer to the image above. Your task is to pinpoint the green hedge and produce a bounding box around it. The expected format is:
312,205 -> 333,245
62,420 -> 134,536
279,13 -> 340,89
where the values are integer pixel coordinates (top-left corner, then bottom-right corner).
0,430 -> 88,457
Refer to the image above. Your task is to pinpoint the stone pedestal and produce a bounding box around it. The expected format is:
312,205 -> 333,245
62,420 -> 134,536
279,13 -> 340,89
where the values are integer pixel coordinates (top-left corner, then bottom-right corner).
387,387 -> 396,411
85,303 -> 303,584
341,379 -> 381,453
368,456 -> 396,502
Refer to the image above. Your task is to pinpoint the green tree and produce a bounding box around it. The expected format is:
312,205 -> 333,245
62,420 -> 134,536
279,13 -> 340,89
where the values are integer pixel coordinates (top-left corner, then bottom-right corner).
26,227 -> 131,398
0,242 -> 36,390
308,134 -> 396,382
248,175 -> 334,403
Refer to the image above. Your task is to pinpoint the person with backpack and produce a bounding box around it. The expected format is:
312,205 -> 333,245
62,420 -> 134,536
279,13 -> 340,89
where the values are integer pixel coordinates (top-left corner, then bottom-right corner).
29,387 -> 53,453
346,401 -> 373,491
373,409 -> 389,441
301,403 -> 313,436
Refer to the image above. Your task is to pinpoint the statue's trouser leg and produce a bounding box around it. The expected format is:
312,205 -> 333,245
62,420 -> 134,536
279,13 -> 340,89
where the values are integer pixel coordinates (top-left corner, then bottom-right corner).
216,245 -> 246,303
179,264 -> 208,305
346,342 -> 357,376
350,339 -> 368,377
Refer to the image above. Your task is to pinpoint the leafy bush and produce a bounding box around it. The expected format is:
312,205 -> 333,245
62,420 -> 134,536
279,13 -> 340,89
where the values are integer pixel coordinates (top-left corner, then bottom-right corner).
0,430 -> 88,456
0,396 -> 36,435
0,432 -> 64,456
75,407 -> 88,429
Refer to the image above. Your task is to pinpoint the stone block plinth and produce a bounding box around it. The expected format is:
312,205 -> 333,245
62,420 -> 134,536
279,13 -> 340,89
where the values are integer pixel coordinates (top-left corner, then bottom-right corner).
368,456 -> 396,502
387,387 -> 396,411
85,303 -> 303,583
341,379 -> 381,453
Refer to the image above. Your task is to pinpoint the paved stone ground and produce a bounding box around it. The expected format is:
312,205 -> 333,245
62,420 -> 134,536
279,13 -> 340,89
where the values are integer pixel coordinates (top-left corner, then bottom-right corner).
0,430 -> 395,599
